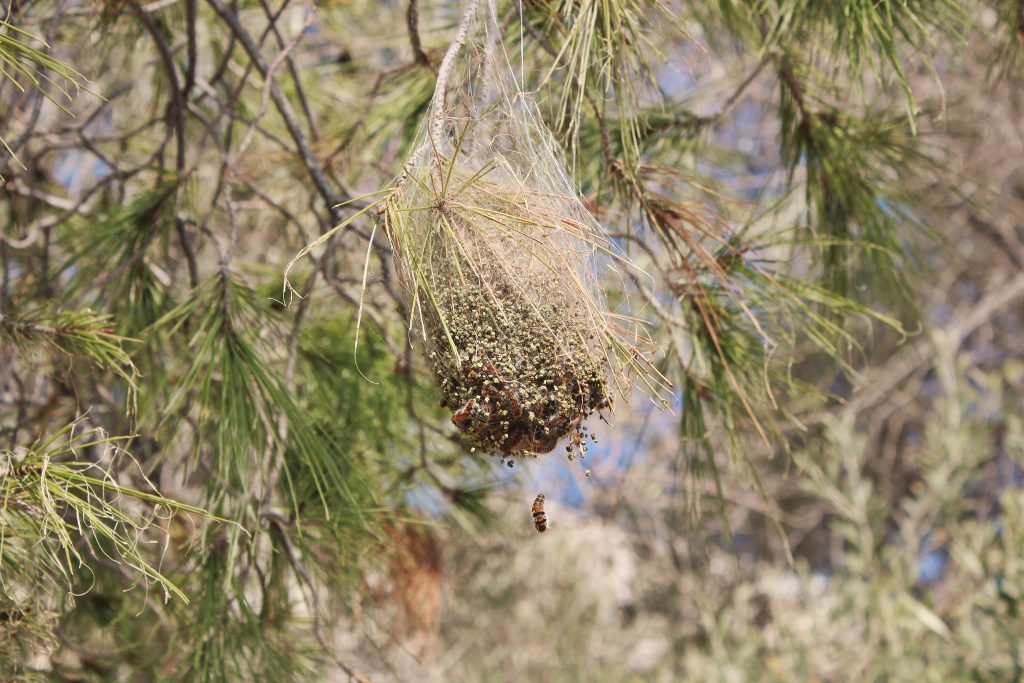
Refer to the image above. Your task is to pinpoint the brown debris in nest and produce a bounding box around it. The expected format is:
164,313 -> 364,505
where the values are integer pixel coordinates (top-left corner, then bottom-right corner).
426,266 -> 610,459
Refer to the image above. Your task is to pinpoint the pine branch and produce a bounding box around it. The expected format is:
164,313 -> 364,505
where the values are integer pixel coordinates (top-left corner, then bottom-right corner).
0,308 -> 138,390
0,421 -> 225,671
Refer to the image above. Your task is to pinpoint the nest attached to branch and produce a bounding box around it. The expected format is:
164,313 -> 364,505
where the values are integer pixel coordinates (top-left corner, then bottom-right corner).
378,0 -> 668,460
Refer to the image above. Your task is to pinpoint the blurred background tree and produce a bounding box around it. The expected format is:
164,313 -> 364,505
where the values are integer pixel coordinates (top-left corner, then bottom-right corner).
0,0 -> 1021,680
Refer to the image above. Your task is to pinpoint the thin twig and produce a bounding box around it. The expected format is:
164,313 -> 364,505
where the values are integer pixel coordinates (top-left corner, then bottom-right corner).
257,0 -> 321,139
407,0 -> 432,67
130,0 -> 199,286
699,56 -> 770,125
130,0 -> 187,177
183,0 -> 198,99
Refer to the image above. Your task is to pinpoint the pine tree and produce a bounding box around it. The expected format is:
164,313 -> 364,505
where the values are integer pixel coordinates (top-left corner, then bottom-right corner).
1,1 -> 1020,680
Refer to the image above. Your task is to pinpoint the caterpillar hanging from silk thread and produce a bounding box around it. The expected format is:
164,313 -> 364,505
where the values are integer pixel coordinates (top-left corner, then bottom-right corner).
532,493 -> 547,533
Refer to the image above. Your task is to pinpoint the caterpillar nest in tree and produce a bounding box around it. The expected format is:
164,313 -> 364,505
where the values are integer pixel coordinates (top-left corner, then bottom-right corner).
390,159 -> 635,458
378,0 -> 669,458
